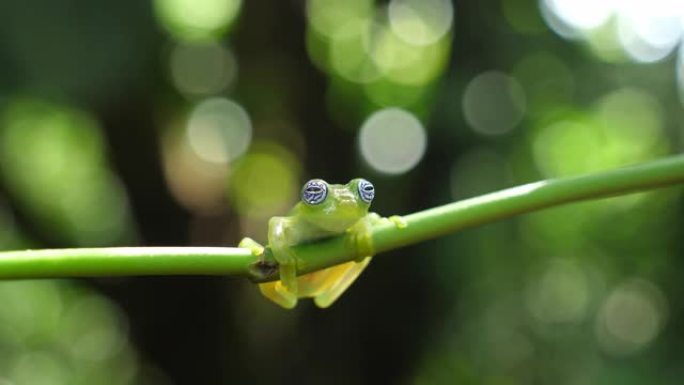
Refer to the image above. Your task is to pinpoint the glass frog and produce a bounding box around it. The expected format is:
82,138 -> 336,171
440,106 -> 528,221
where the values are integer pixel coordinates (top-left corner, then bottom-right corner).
240,178 -> 405,309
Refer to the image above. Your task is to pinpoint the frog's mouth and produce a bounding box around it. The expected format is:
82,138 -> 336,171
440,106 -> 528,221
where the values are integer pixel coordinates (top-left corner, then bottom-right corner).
314,206 -> 366,232
314,217 -> 360,233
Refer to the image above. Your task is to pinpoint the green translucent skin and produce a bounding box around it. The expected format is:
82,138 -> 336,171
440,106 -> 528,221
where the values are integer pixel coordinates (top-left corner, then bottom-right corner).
240,178 -> 391,309
290,178 -> 372,236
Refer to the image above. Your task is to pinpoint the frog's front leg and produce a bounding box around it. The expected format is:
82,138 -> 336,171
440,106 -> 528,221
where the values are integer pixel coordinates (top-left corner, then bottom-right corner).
348,213 -> 406,261
267,216 -> 299,308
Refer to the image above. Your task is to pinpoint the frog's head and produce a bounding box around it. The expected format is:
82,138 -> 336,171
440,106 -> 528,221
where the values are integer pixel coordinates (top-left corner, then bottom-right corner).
298,178 -> 374,232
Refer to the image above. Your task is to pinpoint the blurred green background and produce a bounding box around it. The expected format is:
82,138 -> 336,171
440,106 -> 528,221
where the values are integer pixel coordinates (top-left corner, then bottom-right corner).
1,0 -> 684,383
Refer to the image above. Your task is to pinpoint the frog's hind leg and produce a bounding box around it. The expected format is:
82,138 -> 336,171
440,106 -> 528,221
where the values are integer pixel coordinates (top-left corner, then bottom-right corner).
258,281 -> 298,309
313,257 -> 371,308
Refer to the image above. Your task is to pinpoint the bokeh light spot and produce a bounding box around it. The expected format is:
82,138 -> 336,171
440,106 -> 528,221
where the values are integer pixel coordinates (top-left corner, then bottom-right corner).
154,0 -> 242,41
533,88 -> 665,178
541,0 -> 684,65
388,0 -> 454,46
162,125 -> 230,213
229,143 -> 299,218
307,0 -> 373,38
187,97 -> 252,164
329,19 -> 381,84
542,0 -> 615,31
370,25 -> 451,86
597,88 -> 664,154
585,22 -> 630,62
617,0 -> 682,63
596,279 -> 668,355
462,71 -> 526,136
359,108 -> 427,174
526,259 -> 590,324
533,119 -> 602,178
169,42 -> 237,97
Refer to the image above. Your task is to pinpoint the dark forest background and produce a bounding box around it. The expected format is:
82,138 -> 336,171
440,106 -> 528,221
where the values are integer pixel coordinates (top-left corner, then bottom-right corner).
0,0 -> 683,383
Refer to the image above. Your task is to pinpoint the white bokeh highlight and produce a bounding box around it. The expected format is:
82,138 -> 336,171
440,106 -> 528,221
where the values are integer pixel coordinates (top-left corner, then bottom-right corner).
462,71 -> 526,136
618,0 -> 683,62
359,108 -> 427,174
595,279 -> 668,356
526,259 -> 591,325
542,0 -> 684,64
186,98 -> 252,164
543,0 -> 615,31
388,0 -> 453,46
170,42 -> 237,96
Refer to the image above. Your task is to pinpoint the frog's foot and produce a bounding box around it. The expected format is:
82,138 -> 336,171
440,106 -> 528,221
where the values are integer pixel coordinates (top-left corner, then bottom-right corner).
259,281 -> 298,309
346,213 -> 406,262
239,237 -> 265,256
388,215 -> 407,229
345,213 -> 376,262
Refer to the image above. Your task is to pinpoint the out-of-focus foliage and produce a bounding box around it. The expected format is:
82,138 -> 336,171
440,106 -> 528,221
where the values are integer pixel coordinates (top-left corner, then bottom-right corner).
1,0 -> 684,383
0,99 -> 135,246
0,280 -> 149,385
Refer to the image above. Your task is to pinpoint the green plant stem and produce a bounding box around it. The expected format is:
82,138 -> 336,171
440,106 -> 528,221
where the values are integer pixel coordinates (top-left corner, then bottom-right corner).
1,156 -> 684,281
0,247 -> 256,279
292,155 -> 684,277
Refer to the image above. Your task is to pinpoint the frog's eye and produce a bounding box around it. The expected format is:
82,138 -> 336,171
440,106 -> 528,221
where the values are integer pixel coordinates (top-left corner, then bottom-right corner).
301,179 -> 328,205
357,179 -> 374,203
